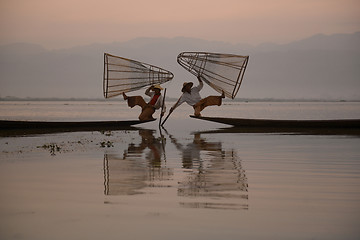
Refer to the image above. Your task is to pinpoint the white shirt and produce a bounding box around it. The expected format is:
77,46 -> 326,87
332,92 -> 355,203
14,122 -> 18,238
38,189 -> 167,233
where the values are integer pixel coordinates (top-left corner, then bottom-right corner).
173,81 -> 203,109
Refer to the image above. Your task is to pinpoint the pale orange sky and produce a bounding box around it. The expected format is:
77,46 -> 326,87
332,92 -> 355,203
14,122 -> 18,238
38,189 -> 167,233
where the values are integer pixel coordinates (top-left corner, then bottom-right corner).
1,0 -> 359,49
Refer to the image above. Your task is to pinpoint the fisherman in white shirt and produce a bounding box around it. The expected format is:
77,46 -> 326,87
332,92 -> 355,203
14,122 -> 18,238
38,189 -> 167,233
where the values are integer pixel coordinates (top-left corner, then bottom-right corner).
170,76 -> 225,117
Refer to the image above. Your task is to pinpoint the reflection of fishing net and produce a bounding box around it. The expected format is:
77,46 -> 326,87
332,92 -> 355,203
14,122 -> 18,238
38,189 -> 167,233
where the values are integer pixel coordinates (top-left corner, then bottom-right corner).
103,53 -> 174,98
177,52 -> 249,99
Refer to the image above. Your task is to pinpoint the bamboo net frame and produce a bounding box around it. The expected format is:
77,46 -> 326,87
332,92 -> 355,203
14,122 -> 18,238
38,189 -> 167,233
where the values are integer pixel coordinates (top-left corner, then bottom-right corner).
177,52 -> 249,99
103,53 -> 174,98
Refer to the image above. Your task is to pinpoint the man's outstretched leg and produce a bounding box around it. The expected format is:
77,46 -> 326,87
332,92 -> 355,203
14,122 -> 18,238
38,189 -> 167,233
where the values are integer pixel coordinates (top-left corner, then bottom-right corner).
193,92 -> 224,117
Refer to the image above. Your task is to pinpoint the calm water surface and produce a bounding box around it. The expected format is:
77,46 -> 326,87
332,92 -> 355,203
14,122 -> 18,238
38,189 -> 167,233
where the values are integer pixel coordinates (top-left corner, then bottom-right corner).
1,100 -> 360,121
1,101 -> 360,240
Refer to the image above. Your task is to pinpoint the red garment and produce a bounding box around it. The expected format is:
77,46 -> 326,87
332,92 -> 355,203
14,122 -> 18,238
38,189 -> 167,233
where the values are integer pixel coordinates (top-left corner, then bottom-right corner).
149,94 -> 160,105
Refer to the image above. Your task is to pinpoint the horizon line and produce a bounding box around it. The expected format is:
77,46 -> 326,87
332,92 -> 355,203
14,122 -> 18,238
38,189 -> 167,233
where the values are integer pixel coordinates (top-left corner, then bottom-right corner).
1,30 -> 359,51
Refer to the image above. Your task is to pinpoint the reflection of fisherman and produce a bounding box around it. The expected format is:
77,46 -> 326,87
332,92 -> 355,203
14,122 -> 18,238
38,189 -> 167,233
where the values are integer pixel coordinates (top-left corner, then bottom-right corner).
170,76 -> 225,117
124,129 -> 165,167
104,130 -> 168,196
181,135 -> 203,169
168,132 -> 221,169
123,85 -> 165,121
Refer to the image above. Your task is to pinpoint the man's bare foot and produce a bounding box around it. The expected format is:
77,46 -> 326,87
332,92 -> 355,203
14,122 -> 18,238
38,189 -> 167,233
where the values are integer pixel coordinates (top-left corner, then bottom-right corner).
122,92 -> 128,100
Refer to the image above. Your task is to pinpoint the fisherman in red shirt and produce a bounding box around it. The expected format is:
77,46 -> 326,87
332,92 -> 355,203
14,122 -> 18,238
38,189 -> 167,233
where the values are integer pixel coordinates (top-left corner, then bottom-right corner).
123,84 -> 165,121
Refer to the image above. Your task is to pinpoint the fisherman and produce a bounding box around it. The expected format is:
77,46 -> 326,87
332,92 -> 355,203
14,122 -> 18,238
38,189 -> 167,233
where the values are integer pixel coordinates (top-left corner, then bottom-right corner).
170,76 -> 225,117
123,84 -> 165,121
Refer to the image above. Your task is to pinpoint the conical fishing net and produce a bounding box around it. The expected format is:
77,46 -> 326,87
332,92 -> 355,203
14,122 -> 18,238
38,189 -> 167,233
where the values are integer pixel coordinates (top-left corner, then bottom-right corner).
177,52 -> 249,99
103,53 -> 174,98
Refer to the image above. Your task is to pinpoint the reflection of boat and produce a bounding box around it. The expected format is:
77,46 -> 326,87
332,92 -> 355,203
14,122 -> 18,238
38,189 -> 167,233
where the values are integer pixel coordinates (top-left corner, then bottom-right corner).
190,115 -> 360,129
0,119 -> 155,136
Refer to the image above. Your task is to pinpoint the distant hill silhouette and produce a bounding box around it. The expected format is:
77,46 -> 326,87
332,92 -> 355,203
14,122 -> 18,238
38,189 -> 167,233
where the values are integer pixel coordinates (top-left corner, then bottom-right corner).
1,31 -> 359,100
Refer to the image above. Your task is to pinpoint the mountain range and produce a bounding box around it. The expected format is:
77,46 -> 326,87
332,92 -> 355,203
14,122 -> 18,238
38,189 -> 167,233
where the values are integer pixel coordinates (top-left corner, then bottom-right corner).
1,31 -> 359,100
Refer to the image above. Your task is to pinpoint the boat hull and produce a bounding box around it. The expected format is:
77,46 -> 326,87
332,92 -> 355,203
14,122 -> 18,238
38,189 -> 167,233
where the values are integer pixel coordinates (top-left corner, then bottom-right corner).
190,115 -> 360,128
0,119 -> 155,136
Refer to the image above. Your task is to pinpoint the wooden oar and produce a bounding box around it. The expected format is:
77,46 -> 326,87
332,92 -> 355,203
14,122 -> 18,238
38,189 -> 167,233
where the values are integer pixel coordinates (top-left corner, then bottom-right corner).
160,110 -> 172,127
161,95 -> 182,126
159,88 -> 167,127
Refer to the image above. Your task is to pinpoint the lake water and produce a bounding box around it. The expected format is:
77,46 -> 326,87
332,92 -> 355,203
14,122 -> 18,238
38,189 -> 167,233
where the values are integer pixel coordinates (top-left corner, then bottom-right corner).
1,101 -> 360,240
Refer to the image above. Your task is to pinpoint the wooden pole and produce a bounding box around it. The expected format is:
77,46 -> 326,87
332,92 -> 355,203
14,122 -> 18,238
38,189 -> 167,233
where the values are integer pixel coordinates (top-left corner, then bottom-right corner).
159,88 -> 167,127
160,111 -> 172,127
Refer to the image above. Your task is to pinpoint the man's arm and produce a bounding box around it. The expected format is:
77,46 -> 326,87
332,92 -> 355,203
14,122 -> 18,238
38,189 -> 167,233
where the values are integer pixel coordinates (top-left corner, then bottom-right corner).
194,76 -> 204,91
145,86 -> 154,96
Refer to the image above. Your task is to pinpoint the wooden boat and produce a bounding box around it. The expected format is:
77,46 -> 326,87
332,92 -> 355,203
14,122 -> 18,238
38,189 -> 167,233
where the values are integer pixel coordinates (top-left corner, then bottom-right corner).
190,115 -> 360,129
0,119 -> 155,136
0,119 -> 155,130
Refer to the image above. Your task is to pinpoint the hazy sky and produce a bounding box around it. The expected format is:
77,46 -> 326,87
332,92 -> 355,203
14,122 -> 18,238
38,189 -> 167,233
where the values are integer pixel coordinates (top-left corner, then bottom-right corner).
1,0 -> 359,49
